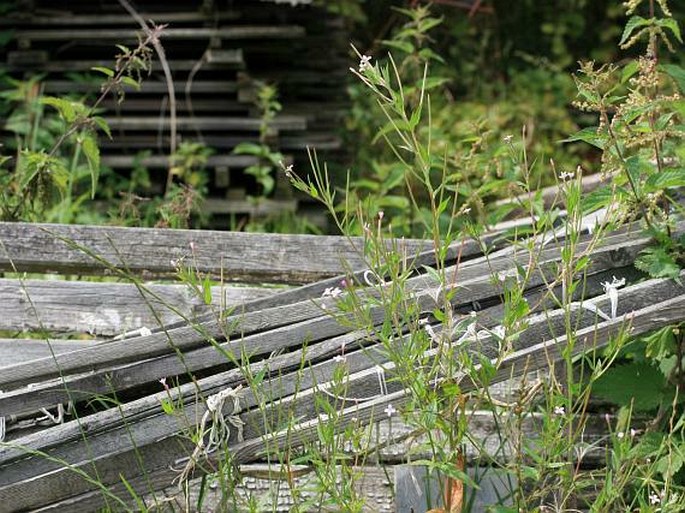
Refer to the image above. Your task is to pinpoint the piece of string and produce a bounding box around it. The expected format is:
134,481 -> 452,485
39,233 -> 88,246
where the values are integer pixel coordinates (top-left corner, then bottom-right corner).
317,364 -> 389,404
577,275 -> 626,321
175,385 -> 244,487
0,390 -> 4,442
24,383 -> 74,425
363,270 -> 385,287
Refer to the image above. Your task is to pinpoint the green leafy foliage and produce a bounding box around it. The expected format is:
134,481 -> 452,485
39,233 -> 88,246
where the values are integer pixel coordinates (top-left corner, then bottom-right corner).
594,361 -> 669,411
635,246 -> 681,279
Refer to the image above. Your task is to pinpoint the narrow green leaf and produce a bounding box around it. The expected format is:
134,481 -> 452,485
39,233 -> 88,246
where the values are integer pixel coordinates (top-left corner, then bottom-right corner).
91,66 -> 114,78
81,135 -> 100,198
120,76 -> 140,90
202,277 -> 212,305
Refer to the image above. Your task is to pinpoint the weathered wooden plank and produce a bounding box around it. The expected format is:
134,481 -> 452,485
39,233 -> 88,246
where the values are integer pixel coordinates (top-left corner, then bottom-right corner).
9,56 -> 245,73
0,222 -> 428,282
203,198 -> 299,216
100,154 -> 260,170
0,226 -> 648,395
0,279 -> 273,336
14,26 -> 306,41
102,115 -> 307,132
40,80 -> 240,95
0,339 -> 94,367
0,11 -> 241,26
4,268 -> 672,468
5,278 -> 664,510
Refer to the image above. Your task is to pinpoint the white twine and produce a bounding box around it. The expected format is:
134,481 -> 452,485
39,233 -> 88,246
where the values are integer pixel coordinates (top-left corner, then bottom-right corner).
578,275 -> 626,321
175,385 -> 244,487
112,326 -> 153,341
25,383 -> 74,425
0,389 -> 4,442
363,270 -> 385,287
318,364 -> 389,404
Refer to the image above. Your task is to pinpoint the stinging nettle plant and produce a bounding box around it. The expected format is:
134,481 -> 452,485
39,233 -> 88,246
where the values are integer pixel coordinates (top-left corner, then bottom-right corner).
0,26 -> 161,223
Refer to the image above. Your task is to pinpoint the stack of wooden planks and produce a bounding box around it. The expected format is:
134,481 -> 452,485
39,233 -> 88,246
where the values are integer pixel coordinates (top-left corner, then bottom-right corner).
0,219 -> 683,511
0,0 -> 348,224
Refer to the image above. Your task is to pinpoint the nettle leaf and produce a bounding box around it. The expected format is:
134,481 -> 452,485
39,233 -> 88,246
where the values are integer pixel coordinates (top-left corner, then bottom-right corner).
645,167 -> 685,191
581,186 -> 614,213
634,247 -> 681,280
621,60 -> 639,83
661,64 -> 685,94
562,127 -> 607,149
41,96 -> 76,124
594,361 -> 667,411
630,431 -> 664,458
81,135 -> 100,198
657,18 -> 682,43
619,15 -> 651,46
91,116 -> 112,139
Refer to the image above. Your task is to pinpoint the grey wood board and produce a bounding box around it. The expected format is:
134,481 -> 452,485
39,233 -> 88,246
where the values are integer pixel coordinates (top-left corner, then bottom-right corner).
0,278 -> 272,336
100,154 -> 260,170
0,227 -> 649,395
1,11 -> 241,26
0,339 -> 95,367
43,79 -> 240,94
102,115 -> 307,131
0,222 -> 428,282
2,278 -> 679,507
14,26 -> 307,41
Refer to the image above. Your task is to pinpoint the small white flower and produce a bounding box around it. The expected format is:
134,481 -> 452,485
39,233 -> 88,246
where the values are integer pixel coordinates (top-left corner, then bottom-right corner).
384,403 -> 397,418
378,210 -> 384,220
630,428 -> 638,438
359,54 -> 372,72
284,164 -> 294,178
462,207 -> 472,214
617,431 -> 625,439
649,491 -> 661,505
333,354 -> 346,364
139,326 -> 152,337
559,171 -> 575,181
159,377 -> 167,387
418,317 -> 429,326
554,405 -> 565,416
322,287 -> 343,298
503,134 -> 513,144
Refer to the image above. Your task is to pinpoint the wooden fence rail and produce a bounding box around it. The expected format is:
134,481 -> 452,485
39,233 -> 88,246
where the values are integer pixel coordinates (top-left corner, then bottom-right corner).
0,219 -> 682,512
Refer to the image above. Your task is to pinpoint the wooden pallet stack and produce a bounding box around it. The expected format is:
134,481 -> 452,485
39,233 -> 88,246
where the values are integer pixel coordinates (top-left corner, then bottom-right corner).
0,0 -> 348,224
0,219 -> 683,511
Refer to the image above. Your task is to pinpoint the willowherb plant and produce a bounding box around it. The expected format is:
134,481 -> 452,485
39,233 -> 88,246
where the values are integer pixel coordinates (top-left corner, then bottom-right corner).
279,1 -> 685,512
